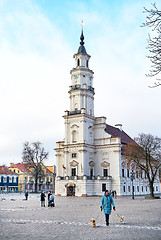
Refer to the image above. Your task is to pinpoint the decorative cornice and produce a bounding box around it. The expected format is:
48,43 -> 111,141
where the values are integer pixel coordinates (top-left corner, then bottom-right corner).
89,161 -> 95,166
101,161 -> 110,167
69,160 -> 79,167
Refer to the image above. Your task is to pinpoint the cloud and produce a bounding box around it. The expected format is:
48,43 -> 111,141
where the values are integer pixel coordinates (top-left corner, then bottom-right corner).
0,0 -> 160,167
0,0 -> 72,166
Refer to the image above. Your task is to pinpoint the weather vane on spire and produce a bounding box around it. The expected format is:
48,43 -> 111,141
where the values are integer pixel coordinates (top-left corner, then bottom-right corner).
81,20 -> 85,31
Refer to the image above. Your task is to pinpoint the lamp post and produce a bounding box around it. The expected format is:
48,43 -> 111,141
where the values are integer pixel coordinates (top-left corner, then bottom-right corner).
130,170 -> 135,199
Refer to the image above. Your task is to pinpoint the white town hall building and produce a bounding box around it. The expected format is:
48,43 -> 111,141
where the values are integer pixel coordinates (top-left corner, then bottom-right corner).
55,29 -> 160,197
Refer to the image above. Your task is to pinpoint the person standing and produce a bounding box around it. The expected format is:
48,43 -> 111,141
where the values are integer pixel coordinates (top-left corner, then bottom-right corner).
114,190 -> 117,198
100,189 -> 116,226
48,191 -> 52,202
25,191 -> 28,200
40,191 -> 46,207
48,193 -> 55,207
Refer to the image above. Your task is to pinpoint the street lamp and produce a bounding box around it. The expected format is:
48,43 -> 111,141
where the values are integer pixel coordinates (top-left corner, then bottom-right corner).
130,170 -> 135,199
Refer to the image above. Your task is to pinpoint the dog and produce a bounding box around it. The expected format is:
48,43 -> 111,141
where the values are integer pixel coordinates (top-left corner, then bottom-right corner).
90,218 -> 96,228
119,216 -> 124,224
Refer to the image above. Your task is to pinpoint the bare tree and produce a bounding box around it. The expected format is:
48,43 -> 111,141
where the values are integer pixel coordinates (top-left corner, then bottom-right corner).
22,141 -> 49,192
124,133 -> 161,198
142,3 -> 161,87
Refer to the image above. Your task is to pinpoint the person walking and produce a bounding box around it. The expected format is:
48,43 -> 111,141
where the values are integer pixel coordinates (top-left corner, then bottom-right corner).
48,191 -> 52,202
25,191 -> 28,200
40,191 -> 46,207
48,193 -> 55,207
114,190 -> 117,198
100,189 -> 116,226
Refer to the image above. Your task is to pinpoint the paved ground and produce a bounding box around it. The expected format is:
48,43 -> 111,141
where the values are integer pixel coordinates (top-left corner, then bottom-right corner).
0,193 -> 161,240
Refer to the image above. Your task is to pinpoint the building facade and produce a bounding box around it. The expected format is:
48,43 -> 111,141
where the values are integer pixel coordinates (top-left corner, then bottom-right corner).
0,166 -> 18,192
9,163 -> 55,192
55,30 -> 160,197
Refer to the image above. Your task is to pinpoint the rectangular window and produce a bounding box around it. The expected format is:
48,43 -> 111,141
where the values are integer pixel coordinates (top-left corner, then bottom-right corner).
142,186 -> 144,192
137,186 -> 139,192
140,171 -> 143,179
128,186 -> 130,192
122,169 -> 125,177
90,168 -> 93,177
136,171 -> 138,178
127,169 -> 129,178
12,177 -> 16,183
71,168 -> 76,176
102,183 -> 106,192
146,186 -> 147,192
103,169 -> 108,177
72,153 -> 77,158
3,177 -> 7,183
159,169 -> 161,179
123,186 -> 126,192
156,186 -> 158,191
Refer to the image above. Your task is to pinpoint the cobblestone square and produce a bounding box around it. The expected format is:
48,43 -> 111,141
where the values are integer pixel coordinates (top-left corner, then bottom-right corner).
0,193 -> 161,240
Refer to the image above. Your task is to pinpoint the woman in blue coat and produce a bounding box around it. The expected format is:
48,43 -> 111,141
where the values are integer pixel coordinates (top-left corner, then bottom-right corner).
100,189 -> 116,226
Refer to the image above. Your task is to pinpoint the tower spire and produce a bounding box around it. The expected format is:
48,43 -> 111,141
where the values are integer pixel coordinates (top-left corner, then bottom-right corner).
77,20 -> 87,54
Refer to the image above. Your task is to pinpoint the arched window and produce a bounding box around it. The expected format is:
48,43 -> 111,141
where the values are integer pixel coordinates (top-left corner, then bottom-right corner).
90,131 -> 93,143
77,59 -> 80,66
83,84 -> 86,89
72,130 -> 77,142
75,103 -> 77,110
86,60 -> 88,68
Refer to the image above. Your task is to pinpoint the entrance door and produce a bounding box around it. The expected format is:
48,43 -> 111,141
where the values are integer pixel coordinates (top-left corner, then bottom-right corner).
67,186 -> 75,196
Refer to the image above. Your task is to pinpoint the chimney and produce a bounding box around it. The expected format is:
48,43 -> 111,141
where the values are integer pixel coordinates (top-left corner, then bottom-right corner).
10,162 -> 14,166
115,124 -> 122,131
1,165 -> 5,170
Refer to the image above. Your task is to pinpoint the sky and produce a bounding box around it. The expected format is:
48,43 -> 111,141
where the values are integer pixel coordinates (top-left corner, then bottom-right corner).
0,0 -> 161,167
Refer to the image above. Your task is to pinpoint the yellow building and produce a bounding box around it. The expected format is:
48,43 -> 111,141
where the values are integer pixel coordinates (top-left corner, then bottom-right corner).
9,163 -> 33,192
9,163 -> 55,192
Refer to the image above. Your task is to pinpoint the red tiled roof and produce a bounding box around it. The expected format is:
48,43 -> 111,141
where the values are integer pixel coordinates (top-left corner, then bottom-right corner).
46,168 -> 53,174
105,124 -> 134,144
9,163 -> 31,173
0,166 -> 18,175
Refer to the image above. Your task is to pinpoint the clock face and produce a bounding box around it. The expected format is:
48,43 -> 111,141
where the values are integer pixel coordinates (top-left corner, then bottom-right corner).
89,76 -> 92,85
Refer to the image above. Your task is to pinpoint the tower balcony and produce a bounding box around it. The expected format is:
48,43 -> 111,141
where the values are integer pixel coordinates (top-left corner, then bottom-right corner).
88,86 -> 94,92
69,85 -> 94,93
68,109 -> 81,116
69,84 -> 81,91
56,175 -> 112,180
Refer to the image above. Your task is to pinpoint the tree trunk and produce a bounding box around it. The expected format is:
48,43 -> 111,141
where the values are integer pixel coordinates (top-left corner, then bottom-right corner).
149,180 -> 154,197
35,181 -> 38,193
35,175 -> 38,193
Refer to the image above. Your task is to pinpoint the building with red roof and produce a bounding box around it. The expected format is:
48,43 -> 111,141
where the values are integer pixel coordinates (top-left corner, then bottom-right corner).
9,163 -> 55,192
55,30 -> 160,197
0,165 -> 18,192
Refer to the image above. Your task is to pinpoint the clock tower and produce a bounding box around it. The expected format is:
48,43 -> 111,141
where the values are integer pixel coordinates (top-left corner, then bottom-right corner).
55,26 -> 160,197
55,28 -> 97,196
55,27 -> 123,197
69,29 -> 94,116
